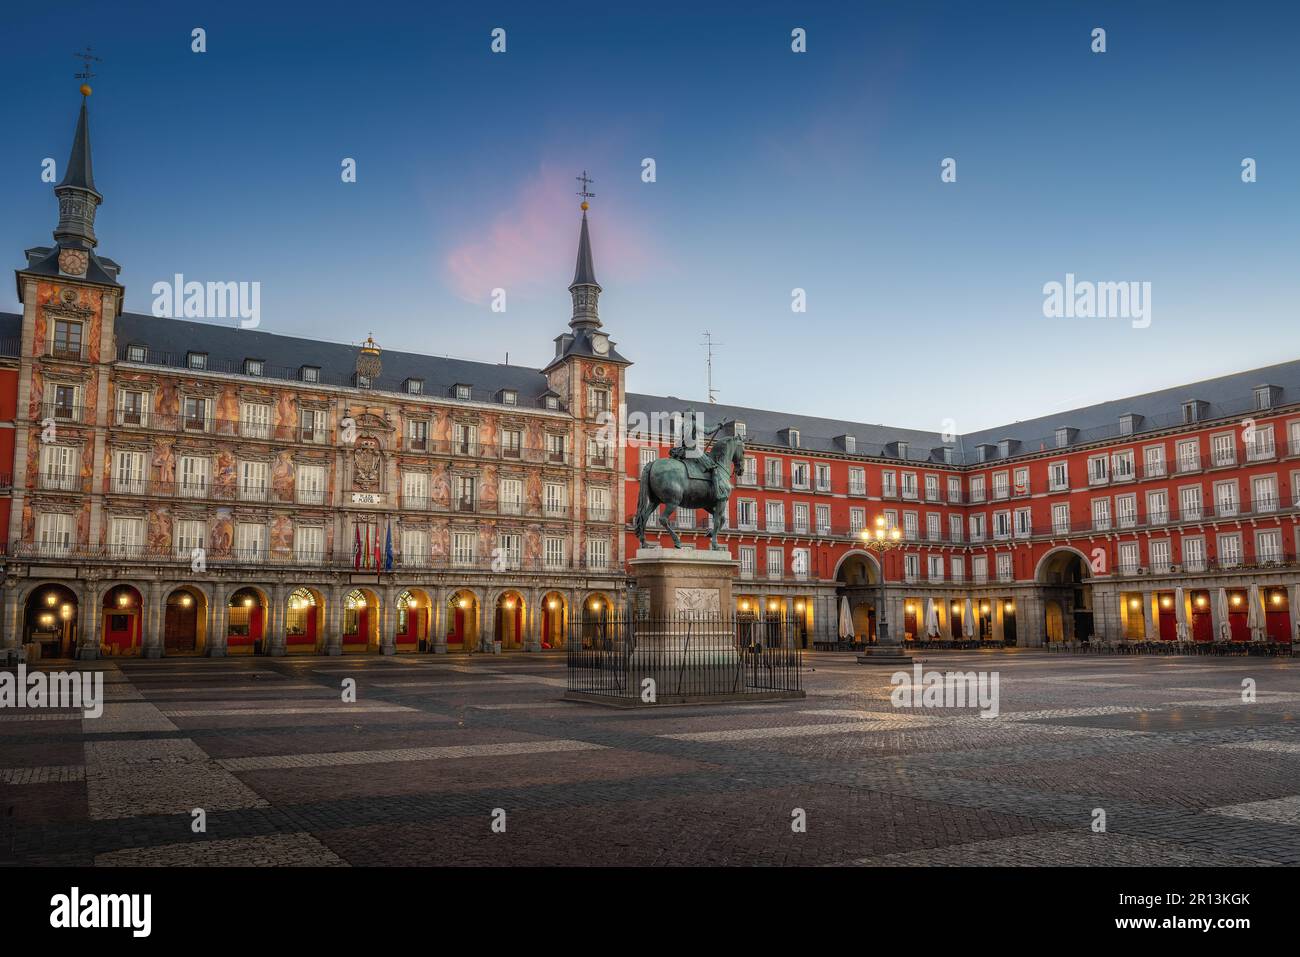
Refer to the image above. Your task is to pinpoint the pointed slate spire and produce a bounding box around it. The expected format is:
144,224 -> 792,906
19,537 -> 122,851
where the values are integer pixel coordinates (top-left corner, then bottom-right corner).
57,100 -> 98,195
568,208 -> 601,329
572,210 -> 598,287
53,94 -> 102,249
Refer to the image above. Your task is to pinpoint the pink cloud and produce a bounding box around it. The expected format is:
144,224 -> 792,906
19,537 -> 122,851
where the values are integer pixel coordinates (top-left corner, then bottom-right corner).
443,162 -> 660,304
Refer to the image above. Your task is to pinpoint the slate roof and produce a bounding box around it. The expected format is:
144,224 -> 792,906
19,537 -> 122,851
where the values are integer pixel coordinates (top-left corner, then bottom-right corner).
113,312 -> 560,406
56,100 -> 99,196
571,212 -> 599,288
630,355 -> 1300,466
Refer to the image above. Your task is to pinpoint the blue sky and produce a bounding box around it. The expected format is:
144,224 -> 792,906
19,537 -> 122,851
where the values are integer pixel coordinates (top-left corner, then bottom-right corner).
2,0 -> 1296,433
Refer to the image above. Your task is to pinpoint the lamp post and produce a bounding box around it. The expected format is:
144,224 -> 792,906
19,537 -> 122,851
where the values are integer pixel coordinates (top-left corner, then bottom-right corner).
856,517 -> 912,665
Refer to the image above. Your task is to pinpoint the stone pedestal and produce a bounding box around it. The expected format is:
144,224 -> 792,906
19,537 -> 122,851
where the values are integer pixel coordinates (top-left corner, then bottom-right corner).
628,547 -> 738,617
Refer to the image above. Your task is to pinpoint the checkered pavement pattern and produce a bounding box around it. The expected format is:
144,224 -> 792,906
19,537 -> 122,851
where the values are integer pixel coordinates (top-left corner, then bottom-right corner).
1,651 -> 1297,866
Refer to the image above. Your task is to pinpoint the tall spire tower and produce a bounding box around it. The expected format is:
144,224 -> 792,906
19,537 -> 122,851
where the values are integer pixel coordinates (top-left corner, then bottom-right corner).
53,93 -> 102,251
543,170 -> 628,377
21,54 -> 121,285
569,170 -> 601,330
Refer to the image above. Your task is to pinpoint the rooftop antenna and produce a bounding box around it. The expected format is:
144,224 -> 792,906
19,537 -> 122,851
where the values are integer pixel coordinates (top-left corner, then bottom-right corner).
701,331 -> 722,404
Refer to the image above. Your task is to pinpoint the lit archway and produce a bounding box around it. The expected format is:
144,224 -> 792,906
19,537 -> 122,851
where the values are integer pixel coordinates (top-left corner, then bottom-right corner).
540,592 -> 567,649
165,586 -> 207,655
395,589 -> 431,653
581,592 -> 612,647
285,587 -> 323,654
342,588 -> 380,653
494,591 -> 527,650
24,584 -> 78,659
102,585 -> 144,657
446,590 -> 479,652
227,587 -> 268,654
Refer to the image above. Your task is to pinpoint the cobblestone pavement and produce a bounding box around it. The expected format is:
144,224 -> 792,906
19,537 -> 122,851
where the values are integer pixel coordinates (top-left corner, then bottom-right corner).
1,651 -> 1296,866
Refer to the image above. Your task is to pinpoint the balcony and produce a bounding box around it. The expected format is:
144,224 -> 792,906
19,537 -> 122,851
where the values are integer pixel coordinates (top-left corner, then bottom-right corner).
1246,442 -> 1276,463
587,507 -> 613,523
238,483 -> 268,503
179,480 -> 208,500
848,480 -> 867,496
111,478 -> 149,496
298,488 -> 327,506
456,496 -> 476,513
41,403 -> 87,425
39,472 -> 79,492
765,473 -> 784,490
241,422 -> 272,441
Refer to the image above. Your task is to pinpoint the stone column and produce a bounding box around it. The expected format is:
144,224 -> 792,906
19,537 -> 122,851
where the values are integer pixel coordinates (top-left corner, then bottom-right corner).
324,584 -> 343,655
1021,593 -> 1044,647
380,585 -> 397,655
142,580 -> 164,658
525,588 -> 541,652
993,600 -> 1005,642
267,583 -> 287,656
1,579 -> 18,662
1141,592 -> 1155,641
430,586 -> 447,654
77,583 -> 101,660
1290,583 -> 1300,644
208,584 -> 229,657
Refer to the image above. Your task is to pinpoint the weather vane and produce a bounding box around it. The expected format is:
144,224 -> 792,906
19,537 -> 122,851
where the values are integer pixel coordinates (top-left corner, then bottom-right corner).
576,170 -> 595,202
74,45 -> 101,80
74,45 -> 101,96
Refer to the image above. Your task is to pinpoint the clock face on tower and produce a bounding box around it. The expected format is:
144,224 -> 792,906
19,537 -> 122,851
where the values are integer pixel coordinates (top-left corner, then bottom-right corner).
592,334 -> 609,355
58,248 -> 88,277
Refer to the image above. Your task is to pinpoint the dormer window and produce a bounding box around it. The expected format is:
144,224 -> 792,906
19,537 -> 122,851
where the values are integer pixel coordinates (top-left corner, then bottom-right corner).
844,435 -> 855,453
453,384 -> 471,400
544,395 -> 559,410
355,373 -> 372,389
939,447 -> 953,464
187,351 -> 208,371
896,441 -> 909,460
501,389 -> 518,406
1255,385 -> 1280,410
734,421 -> 746,438
243,358 -> 264,377
126,343 -> 147,363
405,378 -> 424,395
779,428 -> 800,448
300,366 -> 320,384
1055,427 -> 1074,448
1119,413 -> 1142,436
1182,400 -> 1207,424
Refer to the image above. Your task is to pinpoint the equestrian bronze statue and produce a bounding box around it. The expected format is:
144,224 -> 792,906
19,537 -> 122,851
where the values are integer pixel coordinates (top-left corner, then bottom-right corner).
633,409 -> 745,550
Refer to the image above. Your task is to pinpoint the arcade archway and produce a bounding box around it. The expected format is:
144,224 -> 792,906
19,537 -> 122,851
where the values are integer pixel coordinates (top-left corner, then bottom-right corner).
285,587 -> 323,654
23,585 -> 78,659
102,585 -> 144,656
164,586 -> 207,655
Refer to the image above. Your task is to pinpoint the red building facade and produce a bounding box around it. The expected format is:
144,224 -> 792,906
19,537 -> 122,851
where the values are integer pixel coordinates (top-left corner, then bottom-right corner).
623,385 -> 1300,648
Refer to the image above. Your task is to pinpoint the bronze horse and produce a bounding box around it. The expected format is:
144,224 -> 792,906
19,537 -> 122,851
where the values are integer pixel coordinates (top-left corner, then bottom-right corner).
633,434 -> 746,550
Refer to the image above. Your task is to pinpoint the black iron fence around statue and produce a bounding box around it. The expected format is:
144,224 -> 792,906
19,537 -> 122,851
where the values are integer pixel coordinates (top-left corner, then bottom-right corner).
566,614 -> 803,702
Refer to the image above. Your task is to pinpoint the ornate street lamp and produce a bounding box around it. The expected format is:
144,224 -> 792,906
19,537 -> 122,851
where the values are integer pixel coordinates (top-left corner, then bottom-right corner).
856,516 -> 912,666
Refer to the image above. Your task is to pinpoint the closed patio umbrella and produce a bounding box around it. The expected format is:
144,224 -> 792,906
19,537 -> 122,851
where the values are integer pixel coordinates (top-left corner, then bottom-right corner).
964,598 -> 976,641
838,596 -> 853,641
925,598 -> 940,638
1174,587 -> 1188,641
1217,588 -> 1231,641
1247,583 -> 1264,641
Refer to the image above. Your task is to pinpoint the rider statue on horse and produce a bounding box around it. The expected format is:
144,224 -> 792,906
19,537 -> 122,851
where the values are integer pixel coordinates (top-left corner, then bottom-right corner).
634,407 -> 745,551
